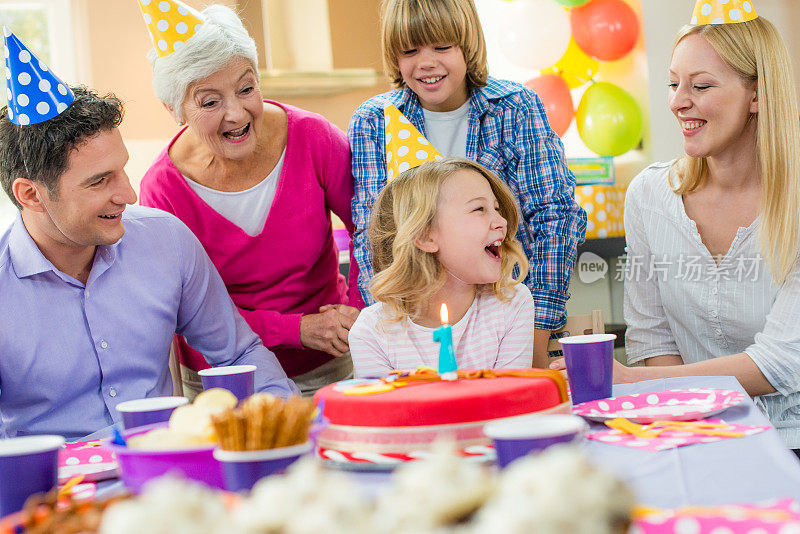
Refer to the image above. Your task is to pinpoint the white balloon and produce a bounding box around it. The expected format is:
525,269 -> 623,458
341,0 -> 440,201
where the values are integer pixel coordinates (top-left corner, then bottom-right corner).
497,0 -> 571,70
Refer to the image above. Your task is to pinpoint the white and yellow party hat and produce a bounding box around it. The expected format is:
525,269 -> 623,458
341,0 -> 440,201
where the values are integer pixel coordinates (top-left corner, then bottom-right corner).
384,105 -> 442,181
138,0 -> 204,57
691,0 -> 757,25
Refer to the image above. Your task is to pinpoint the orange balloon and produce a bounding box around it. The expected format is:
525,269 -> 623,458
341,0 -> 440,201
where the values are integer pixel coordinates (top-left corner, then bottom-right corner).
570,0 -> 640,61
525,74 -> 574,137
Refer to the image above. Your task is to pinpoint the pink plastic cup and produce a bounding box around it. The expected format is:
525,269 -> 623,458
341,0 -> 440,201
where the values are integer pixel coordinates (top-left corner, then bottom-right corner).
0,435 -> 64,516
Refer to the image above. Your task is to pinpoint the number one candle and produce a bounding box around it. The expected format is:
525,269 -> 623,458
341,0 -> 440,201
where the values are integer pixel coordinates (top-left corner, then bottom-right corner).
433,303 -> 458,380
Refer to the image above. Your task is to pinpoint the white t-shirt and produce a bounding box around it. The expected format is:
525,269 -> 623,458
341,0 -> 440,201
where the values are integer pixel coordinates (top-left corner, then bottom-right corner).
349,283 -> 535,378
183,149 -> 286,236
422,101 -> 470,157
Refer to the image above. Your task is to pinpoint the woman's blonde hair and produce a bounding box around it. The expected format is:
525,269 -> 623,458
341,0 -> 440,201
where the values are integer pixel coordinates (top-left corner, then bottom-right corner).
670,17 -> 800,283
380,0 -> 488,89
369,158 -> 528,322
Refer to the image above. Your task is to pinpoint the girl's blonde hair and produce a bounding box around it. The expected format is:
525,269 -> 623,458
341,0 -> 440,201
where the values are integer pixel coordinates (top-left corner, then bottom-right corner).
670,17 -> 800,283
369,158 -> 528,322
380,0 -> 488,89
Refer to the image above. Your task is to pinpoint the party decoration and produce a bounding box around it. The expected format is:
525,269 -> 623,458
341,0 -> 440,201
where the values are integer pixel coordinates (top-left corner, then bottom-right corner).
138,0 -> 204,57
576,82 -> 642,157
691,0 -> 757,25
571,0 -> 640,61
574,184 -> 625,239
555,0 -> 591,6
433,304 -> 457,379
524,74 -> 574,136
384,104 -> 442,181
3,27 -> 74,126
546,38 -> 600,89
497,0 -> 571,70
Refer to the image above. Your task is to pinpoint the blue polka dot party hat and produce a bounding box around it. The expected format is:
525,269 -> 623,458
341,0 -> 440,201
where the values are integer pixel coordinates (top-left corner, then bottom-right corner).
3,27 -> 74,126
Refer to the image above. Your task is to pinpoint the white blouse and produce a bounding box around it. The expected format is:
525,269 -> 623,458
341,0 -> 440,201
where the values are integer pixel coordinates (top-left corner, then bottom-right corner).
623,161 -> 800,448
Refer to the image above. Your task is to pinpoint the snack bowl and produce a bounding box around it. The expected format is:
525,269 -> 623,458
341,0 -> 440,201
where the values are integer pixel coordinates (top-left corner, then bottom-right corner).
213,441 -> 312,492
104,422 -> 224,493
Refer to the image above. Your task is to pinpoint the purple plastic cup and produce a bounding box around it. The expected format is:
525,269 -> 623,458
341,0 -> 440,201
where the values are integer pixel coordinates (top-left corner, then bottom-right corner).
558,333 -> 617,405
484,414 -> 588,468
116,396 -> 189,430
198,365 -> 256,400
213,441 -> 312,492
0,435 -> 65,516
104,422 -> 224,492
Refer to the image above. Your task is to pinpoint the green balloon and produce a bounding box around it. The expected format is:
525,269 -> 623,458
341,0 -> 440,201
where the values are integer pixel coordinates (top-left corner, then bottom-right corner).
576,82 -> 642,157
554,0 -> 591,7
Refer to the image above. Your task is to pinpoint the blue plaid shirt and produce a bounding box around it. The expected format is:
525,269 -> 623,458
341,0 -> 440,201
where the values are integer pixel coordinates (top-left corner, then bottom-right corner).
348,77 -> 587,330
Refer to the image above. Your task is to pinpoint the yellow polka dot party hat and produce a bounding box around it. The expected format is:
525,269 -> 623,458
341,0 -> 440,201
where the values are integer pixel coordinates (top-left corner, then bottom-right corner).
384,105 -> 442,181
138,0 -> 204,57
691,0 -> 757,25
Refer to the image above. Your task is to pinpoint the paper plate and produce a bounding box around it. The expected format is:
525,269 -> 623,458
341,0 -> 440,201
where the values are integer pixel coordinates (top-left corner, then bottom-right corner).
572,388 -> 746,424
318,445 -> 496,472
58,440 -> 118,483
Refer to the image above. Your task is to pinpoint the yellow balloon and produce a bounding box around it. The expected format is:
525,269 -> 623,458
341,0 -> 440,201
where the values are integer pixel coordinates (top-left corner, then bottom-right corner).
555,38 -> 600,89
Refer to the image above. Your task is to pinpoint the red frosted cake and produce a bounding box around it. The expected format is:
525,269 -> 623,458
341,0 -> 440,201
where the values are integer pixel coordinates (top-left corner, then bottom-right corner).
313,368 -> 570,454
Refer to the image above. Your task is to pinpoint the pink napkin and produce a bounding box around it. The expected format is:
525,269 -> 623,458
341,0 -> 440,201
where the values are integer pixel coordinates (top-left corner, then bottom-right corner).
632,498 -> 800,533
587,419 -> 769,451
58,439 -> 118,483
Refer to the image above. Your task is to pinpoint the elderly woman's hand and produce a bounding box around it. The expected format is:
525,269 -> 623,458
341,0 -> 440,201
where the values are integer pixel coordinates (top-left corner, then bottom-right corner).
300,305 -> 361,358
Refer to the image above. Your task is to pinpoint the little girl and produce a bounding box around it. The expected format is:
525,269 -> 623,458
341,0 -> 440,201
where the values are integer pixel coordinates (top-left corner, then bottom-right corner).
348,158 -> 534,377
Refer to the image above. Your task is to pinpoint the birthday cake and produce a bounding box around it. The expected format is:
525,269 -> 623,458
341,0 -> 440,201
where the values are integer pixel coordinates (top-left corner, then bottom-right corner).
313,368 -> 570,454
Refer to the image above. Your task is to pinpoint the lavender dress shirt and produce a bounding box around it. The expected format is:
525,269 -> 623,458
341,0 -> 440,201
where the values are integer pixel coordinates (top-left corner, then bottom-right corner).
0,205 -> 298,440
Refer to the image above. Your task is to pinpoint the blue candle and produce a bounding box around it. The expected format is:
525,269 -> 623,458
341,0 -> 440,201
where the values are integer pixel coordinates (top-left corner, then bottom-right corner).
433,303 -> 457,379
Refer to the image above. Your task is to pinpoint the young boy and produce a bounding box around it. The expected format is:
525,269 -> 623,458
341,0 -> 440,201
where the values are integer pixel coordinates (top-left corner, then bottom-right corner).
348,0 -> 587,368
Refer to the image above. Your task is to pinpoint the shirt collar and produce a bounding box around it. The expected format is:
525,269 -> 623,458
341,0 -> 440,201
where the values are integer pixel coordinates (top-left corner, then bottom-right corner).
8,212 -> 119,282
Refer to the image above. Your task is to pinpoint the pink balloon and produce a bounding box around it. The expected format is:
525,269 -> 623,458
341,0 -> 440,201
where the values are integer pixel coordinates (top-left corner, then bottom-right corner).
525,74 -> 574,137
571,0 -> 640,61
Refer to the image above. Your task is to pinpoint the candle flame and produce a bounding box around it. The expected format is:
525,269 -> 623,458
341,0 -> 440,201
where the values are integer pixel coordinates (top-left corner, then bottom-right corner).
440,303 -> 449,324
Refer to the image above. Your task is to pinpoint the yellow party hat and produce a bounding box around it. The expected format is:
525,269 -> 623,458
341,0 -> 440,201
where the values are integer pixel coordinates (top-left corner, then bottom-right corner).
138,0 -> 204,57
384,105 -> 442,181
691,0 -> 757,25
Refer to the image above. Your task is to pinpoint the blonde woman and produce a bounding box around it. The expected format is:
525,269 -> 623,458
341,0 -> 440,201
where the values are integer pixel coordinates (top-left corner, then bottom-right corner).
348,158 -> 532,377
554,16 -> 800,453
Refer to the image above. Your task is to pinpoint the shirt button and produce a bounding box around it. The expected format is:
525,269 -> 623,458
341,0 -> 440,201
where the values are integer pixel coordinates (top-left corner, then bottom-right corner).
710,287 -> 717,295
716,329 -> 722,335
109,388 -> 117,397
85,290 -> 90,298
710,310 -> 717,318
100,341 -> 108,349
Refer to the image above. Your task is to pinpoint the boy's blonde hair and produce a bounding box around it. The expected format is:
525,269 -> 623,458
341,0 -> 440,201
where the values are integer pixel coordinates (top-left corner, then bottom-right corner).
669,17 -> 800,283
380,0 -> 488,89
369,158 -> 528,322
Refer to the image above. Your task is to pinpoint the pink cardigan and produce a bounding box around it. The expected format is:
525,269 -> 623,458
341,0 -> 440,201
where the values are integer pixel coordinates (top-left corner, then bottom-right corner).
139,102 -> 363,377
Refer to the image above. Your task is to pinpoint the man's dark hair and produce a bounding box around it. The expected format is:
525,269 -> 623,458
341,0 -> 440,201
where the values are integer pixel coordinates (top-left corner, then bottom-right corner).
0,86 -> 123,209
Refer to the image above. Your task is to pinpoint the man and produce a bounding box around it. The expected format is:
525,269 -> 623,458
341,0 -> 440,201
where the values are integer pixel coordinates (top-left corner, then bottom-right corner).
0,36 -> 298,440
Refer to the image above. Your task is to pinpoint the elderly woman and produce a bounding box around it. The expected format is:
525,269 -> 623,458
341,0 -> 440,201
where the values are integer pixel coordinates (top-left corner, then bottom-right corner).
138,3 -> 363,396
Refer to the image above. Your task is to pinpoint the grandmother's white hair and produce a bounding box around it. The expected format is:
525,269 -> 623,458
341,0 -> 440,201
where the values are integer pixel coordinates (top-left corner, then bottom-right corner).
148,4 -> 258,120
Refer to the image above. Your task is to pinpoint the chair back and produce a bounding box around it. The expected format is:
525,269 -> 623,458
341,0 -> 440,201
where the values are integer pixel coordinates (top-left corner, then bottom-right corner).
168,337 -> 184,396
547,310 -> 605,353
